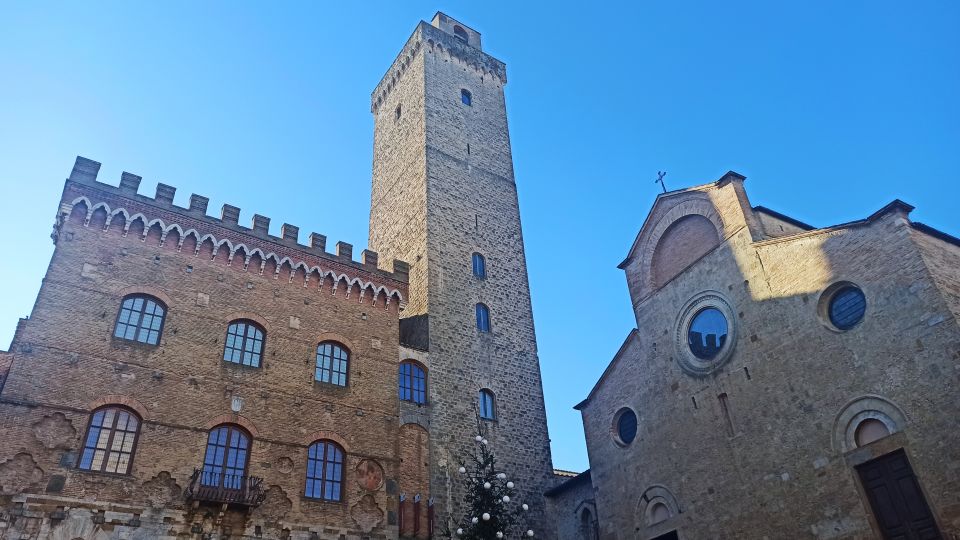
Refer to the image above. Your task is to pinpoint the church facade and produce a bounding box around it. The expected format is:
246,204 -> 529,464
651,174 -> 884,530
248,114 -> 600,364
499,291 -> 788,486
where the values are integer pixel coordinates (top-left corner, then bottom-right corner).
547,175 -> 960,539
0,13 -> 554,540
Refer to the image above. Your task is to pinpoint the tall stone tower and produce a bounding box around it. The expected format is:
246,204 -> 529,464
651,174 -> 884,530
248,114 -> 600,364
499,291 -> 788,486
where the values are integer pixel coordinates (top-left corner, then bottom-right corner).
369,12 -> 555,534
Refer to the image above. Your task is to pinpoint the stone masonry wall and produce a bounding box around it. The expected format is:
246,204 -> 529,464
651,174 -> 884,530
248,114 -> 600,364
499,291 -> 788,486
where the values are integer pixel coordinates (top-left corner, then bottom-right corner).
581,185 -> 960,539
368,19 -> 555,538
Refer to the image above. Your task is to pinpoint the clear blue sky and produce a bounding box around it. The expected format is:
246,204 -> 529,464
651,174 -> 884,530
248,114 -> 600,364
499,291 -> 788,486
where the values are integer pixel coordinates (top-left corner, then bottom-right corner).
1,1 -> 957,472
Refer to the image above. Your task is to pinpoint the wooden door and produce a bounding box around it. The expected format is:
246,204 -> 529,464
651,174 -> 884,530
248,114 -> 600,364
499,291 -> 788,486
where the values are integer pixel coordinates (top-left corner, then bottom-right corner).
856,450 -> 942,540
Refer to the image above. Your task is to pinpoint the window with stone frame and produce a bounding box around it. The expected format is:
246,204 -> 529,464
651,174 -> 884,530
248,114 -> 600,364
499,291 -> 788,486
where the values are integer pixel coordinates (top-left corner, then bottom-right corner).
472,252 -> 486,279
399,360 -> 427,404
113,294 -> 166,345
223,320 -> 265,368
479,388 -> 496,420
78,406 -> 141,474
476,303 -> 491,332
316,341 -> 349,386
305,440 -> 345,501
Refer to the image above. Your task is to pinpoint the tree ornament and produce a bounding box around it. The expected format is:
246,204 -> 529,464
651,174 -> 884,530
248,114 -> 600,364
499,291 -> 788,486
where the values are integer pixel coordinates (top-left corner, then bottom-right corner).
446,415 -> 535,540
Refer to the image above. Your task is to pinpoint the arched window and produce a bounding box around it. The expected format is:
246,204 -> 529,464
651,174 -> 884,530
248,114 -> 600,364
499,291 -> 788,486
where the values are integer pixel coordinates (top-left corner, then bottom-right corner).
472,252 -> 486,279
476,303 -> 490,332
78,406 -> 140,474
453,25 -> 468,42
223,320 -> 265,367
114,294 -> 166,345
399,361 -> 427,404
580,508 -> 598,540
479,389 -> 496,420
201,424 -> 250,490
305,440 -> 344,501
461,89 -> 472,106
316,341 -> 349,386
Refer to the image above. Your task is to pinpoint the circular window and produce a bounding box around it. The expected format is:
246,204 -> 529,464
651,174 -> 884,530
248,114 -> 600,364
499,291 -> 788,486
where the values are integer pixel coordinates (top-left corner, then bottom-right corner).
675,292 -> 737,376
613,408 -> 637,446
687,307 -> 728,360
828,286 -> 866,330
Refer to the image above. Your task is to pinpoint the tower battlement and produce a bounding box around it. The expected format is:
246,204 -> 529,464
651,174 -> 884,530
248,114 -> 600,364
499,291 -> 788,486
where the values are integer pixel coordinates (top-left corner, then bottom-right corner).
371,18 -> 506,114
63,156 -> 409,297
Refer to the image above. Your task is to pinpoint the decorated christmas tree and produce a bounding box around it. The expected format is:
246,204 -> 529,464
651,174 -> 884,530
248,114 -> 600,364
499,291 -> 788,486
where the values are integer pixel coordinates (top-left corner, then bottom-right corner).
449,418 -> 535,539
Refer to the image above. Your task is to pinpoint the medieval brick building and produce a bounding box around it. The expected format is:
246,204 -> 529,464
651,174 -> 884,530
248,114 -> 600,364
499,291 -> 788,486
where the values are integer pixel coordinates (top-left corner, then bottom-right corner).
0,13 -> 554,540
546,174 -> 960,539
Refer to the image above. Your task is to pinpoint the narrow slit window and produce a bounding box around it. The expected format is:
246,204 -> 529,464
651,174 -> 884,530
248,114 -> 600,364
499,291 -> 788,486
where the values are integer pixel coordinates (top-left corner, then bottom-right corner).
461,89 -> 472,106
472,252 -> 486,279
718,393 -> 735,436
475,303 -> 490,332
479,389 -> 496,420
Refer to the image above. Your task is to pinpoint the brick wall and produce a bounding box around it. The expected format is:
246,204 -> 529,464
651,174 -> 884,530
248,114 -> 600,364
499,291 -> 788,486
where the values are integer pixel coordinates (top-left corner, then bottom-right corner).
0,170 -> 409,539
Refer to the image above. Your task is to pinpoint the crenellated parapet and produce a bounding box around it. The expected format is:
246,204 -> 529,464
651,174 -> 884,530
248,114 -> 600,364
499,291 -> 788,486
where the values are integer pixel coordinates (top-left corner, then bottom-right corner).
58,156 -> 409,309
370,21 -> 507,114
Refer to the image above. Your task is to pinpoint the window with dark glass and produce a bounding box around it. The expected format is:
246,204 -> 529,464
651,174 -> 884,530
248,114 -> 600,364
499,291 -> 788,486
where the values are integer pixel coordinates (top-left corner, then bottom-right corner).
114,294 -> 166,345
399,361 -> 427,404
453,25 -> 468,42
78,406 -> 140,474
201,425 -> 250,490
461,89 -> 472,106
223,320 -> 265,367
472,252 -> 486,279
475,303 -> 490,332
316,341 -> 349,386
829,286 -> 866,330
305,440 -> 344,501
687,307 -> 728,360
479,389 -> 496,420
616,408 -> 637,445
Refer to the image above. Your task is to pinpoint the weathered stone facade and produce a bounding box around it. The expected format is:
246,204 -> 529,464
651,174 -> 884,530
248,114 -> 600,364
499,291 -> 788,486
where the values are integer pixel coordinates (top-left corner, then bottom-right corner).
368,12 -> 554,537
0,156 -> 410,539
556,174 -> 960,539
0,12 -> 556,540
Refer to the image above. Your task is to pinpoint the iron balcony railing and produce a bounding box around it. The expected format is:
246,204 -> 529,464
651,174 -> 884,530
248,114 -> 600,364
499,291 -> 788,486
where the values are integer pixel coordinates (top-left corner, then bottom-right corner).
185,468 -> 267,507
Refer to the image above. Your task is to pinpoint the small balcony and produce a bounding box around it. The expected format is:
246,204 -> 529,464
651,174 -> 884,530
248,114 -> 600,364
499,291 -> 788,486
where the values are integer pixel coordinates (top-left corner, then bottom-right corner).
185,468 -> 267,507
